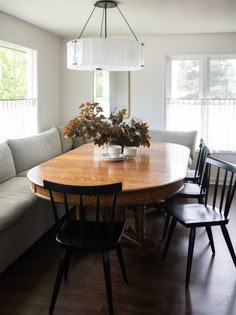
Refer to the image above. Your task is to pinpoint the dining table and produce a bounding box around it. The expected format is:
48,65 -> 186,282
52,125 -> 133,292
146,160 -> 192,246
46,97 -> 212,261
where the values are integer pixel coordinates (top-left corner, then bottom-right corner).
27,141 -> 190,253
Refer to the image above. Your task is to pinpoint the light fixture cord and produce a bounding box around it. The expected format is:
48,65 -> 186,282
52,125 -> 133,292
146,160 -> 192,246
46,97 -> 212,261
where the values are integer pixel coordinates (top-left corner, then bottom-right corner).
78,2 -> 140,42
100,8 -> 105,37
116,6 -> 139,42
78,6 -> 96,39
105,5 -> 107,38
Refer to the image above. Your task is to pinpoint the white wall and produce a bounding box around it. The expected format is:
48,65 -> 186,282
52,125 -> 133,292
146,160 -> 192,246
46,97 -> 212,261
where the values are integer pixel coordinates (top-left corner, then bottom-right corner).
61,33 -> 236,163
0,12 -> 62,132
62,33 -> 236,128
61,39 -> 93,123
132,33 -> 236,130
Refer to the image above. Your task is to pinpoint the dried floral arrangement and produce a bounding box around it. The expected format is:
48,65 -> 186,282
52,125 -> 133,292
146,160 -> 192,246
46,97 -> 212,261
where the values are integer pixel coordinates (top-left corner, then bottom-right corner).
63,102 -> 150,148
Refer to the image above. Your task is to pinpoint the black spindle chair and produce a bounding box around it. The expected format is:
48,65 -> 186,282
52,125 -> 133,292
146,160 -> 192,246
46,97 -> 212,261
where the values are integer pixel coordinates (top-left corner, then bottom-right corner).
44,180 -> 128,315
163,156 -> 236,287
162,145 -> 211,239
185,138 -> 205,183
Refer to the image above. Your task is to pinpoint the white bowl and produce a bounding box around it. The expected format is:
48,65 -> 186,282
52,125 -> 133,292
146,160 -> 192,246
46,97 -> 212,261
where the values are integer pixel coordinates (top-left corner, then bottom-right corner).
108,145 -> 122,158
124,146 -> 137,158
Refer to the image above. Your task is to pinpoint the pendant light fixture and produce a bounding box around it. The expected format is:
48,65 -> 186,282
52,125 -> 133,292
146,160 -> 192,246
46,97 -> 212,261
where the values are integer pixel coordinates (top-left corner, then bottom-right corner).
67,0 -> 144,71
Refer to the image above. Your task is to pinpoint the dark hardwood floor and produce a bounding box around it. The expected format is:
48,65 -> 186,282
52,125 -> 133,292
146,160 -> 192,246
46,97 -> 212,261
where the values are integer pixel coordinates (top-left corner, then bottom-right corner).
1,194 -> 236,315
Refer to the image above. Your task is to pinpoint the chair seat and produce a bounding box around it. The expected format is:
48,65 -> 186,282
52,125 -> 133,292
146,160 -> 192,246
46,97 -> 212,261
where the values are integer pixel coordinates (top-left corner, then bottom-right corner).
163,156 -> 236,287
177,183 -> 204,198
57,220 -> 126,250
185,169 -> 200,182
186,169 -> 195,177
169,203 -> 228,227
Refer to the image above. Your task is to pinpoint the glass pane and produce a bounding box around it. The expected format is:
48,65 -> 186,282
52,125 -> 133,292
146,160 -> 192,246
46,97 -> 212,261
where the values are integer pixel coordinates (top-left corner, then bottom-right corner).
95,71 -> 105,97
209,59 -> 236,99
0,41 -> 37,143
95,70 -> 109,98
94,71 -> 110,117
0,46 -> 28,100
171,59 -> 200,99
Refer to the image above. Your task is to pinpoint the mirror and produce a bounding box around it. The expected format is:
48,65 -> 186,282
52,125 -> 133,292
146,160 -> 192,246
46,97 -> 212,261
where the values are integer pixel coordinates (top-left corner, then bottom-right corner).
94,71 -> 130,118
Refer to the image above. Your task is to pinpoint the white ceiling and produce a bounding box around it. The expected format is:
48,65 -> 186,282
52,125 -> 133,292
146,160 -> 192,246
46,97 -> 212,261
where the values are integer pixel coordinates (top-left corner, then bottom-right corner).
0,0 -> 236,38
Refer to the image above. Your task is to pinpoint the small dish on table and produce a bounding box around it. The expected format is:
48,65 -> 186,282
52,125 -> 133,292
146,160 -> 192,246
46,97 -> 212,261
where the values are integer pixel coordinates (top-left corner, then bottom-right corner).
102,153 -> 126,162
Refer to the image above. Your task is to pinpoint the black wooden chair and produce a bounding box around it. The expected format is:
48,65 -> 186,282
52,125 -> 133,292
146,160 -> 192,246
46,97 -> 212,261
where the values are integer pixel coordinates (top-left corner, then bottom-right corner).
44,180 -> 128,315
162,145 -> 211,240
185,138 -> 205,183
163,156 -> 236,287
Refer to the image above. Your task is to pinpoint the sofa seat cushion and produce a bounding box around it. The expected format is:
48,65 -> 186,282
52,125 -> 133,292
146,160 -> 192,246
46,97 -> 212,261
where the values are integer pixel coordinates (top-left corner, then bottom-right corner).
0,177 -> 38,232
7,127 -> 62,174
0,142 -> 16,184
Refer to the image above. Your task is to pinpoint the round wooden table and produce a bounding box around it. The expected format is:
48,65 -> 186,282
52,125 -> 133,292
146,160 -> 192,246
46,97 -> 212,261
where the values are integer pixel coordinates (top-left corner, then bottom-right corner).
27,141 -> 190,251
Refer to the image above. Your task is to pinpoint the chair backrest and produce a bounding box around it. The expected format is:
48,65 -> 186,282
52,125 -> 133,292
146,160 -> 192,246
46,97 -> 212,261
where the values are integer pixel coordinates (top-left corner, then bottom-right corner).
43,180 -> 123,228
194,138 -> 205,177
203,156 -> 236,218
195,143 -> 211,184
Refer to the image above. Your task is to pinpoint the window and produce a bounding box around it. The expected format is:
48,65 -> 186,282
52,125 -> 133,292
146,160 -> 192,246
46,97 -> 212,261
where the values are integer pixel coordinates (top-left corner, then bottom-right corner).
0,41 -> 37,143
166,55 -> 236,152
94,70 -> 130,118
94,70 -> 110,117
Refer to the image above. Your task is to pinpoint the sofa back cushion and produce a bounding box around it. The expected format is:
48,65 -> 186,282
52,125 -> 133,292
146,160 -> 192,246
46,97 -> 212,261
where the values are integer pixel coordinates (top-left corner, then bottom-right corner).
0,142 -> 16,184
150,129 -> 197,161
56,126 -> 73,153
7,127 -> 62,174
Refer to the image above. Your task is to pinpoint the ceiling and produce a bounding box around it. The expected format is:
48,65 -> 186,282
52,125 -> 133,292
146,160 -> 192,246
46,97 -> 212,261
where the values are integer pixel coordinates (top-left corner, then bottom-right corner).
0,0 -> 236,38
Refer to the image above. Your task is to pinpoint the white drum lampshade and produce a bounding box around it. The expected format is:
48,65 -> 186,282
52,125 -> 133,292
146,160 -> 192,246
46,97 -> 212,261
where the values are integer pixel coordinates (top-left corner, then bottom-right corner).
66,1 -> 144,72
67,38 -> 144,71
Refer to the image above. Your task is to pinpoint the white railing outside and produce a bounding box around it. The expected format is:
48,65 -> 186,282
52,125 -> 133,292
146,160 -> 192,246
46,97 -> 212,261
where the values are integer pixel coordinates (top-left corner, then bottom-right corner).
0,99 -> 38,143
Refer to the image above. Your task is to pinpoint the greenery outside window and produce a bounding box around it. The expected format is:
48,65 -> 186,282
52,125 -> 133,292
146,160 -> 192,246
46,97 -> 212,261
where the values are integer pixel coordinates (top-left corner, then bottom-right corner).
0,41 -> 37,143
166,55 -> 236,152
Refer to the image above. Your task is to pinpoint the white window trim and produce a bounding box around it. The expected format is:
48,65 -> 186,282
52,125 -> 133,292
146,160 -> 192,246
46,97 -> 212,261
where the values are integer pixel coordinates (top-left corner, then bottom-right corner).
165,54 -> 236,153
0,40 -> 38,143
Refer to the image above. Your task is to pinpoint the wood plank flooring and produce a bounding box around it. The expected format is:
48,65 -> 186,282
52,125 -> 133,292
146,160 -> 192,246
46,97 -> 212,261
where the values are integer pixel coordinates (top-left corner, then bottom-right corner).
0,195 -> 236,315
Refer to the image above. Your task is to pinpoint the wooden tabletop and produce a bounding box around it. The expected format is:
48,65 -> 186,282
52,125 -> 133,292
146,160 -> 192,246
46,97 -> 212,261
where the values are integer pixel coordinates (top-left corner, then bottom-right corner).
27,141 -> 190,250
27,141 -> 190,206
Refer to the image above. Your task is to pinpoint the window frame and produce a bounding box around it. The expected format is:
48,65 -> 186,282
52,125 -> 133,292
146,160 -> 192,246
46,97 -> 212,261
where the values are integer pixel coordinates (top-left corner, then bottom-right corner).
165,54 -> 236,153
0,40 -> 38,143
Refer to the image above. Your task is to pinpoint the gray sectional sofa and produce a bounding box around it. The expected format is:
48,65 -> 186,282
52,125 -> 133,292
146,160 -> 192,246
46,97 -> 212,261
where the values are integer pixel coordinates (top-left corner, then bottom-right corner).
0,127 -> 77,274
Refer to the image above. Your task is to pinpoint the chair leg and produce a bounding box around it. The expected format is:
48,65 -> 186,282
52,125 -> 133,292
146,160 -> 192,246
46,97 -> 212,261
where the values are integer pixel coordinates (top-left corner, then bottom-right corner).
205,226 -> 215,254
221,225 -> 236,267
49,250 -> 69,314
186,227 -> 196,287
102,251 -> 114,315
64,250 -> 72,281
163,217 -> 177,259
116,243 -> 128,284
162,212 -> 171,240
198,197 -> 204,204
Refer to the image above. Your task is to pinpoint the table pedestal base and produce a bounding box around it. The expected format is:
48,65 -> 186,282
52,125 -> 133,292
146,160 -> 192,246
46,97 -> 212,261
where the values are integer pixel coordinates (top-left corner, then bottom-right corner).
122,205 -> 155,254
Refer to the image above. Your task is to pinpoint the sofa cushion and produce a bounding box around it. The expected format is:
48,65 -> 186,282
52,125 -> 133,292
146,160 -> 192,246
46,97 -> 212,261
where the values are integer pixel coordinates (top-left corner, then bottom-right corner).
0,177 -> 37,232
56,126 -> 73,153
7,127 -> 62,174
0,142 -> 16,184
72,137 -> 85,149
150,129 -> 197,161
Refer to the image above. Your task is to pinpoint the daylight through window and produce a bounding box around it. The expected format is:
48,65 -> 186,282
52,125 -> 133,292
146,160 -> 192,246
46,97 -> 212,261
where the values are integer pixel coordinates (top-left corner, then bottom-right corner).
94,70 -> 110,117
166,56 -> 236,152
0,41 -> 37,143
